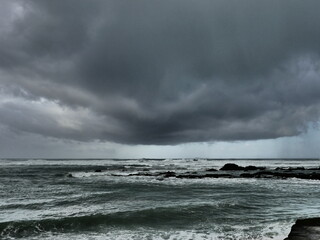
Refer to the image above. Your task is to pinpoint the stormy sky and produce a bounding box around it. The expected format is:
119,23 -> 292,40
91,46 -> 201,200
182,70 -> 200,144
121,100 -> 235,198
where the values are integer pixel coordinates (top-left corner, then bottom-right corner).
1,0 -> 320,158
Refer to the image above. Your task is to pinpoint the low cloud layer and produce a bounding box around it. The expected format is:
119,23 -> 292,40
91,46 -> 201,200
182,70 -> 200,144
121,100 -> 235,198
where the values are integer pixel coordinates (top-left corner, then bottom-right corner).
1,0 -> 320,145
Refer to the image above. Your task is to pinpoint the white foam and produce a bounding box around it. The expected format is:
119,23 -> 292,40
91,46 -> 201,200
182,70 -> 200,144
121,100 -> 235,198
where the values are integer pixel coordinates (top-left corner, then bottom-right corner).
23,227 -> 292,240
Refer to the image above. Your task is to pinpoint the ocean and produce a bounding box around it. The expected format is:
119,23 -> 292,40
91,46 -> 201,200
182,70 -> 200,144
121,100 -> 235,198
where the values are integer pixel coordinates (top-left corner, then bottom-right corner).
0,158 -> 320,240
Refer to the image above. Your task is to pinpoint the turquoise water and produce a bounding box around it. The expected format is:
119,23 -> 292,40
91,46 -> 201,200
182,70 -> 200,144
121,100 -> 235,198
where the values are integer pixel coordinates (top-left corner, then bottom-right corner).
1,159 -> 320,239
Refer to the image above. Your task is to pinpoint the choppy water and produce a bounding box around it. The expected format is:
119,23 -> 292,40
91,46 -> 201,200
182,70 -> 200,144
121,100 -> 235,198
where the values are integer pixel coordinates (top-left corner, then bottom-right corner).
1,158 -> 320,240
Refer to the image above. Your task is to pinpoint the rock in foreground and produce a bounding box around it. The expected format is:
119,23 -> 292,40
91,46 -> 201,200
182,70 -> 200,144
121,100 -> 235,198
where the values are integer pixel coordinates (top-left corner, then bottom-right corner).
285,218 -> 320,240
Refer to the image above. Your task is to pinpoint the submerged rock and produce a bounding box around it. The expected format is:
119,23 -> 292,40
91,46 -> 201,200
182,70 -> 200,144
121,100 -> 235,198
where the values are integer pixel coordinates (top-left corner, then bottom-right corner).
206,168 -> 218,172
285,218 -> 320,240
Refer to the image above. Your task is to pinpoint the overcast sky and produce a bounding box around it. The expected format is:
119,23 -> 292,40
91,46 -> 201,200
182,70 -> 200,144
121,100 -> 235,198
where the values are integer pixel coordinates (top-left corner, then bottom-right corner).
1,0 -> 320,158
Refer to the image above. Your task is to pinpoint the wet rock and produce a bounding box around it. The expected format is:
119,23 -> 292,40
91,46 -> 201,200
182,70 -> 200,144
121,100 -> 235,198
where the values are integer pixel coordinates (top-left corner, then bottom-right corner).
244,165 -> 266,171
163,171 -> 176,178
303,173 -> 320,180
253,171 -> 276,178
185,171 -> 198,174
129,171 -> 177,178
284,218 -> 320,240
286,167 -> 305,171
249,170 -> 320,180
309,167 -> 320,170
204,173 -> 233,178
240,173 -> 255,178
121,165 -> 320,181
175,173 -> 232,179
176,175 -> 202,179
294,167 -> 305,170
220,163 -> 244,171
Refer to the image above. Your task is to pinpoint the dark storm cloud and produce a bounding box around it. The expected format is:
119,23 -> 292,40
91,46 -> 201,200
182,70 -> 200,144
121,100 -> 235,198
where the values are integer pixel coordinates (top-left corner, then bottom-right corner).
1,0 -> 320,144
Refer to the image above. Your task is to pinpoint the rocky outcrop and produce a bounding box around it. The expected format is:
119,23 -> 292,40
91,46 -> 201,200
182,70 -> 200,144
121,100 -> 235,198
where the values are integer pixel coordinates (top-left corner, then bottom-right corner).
220,163 -> 245,171
219,163 -> 266,171
119,163 -> 320,181
285,218 -> 320,240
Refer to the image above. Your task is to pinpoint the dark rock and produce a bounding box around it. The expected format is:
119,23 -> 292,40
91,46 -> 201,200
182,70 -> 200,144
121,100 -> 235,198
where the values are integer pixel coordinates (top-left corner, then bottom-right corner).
94,169 -> 102,172
306,173 -> 320,180
121,165 -> 320,181
220,163 -> 244,171
176,173 -> 232,179
284,218 -> 320,240
309,167 -> 320,170
129,171 -> 177,178
244,165 -> 266,171
254,171 -> 276,178
204,173 -> 232,178
176,175 -> 202,179
286,167 -> 305,171
206,168 -> 218,172
240,173 -> 255,178
163,171 -> 176,178
255,171 -> 308,179
185,171 -> 198,174
67,173 -> 73,178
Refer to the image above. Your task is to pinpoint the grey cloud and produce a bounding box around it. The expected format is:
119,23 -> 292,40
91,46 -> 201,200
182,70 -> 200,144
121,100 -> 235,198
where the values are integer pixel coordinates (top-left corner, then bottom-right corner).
1,0 -> 320,144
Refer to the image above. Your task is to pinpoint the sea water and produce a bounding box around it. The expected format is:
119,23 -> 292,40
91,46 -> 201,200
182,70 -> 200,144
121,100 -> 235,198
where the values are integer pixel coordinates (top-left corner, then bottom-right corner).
1,158 -> 320,240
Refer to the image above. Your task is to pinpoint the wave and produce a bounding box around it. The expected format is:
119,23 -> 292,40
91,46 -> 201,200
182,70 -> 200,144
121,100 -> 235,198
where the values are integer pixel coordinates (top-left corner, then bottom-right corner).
0,204 -> 236,238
